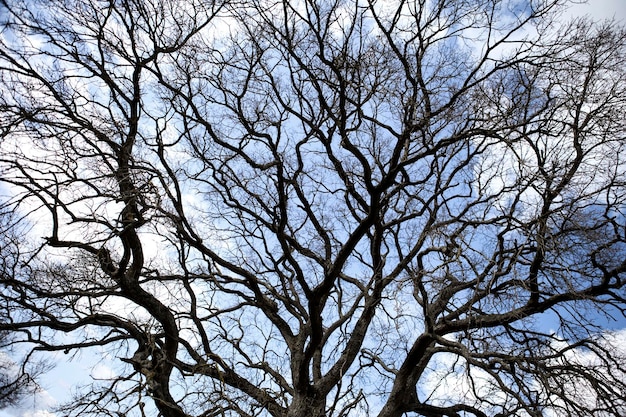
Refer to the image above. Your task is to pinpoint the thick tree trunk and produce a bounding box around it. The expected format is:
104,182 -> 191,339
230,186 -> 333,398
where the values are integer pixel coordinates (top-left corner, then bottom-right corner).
287,395 -> 326,417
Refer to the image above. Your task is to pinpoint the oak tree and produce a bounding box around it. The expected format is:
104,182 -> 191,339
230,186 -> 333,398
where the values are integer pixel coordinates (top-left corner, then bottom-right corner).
1,0 -> 625,416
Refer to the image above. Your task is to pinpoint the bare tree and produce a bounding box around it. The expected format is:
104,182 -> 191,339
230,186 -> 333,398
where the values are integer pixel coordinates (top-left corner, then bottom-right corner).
0,330 -> 42,410
0,330 -> 32,410
1,0 -> 625,416
0,210 -> 44,410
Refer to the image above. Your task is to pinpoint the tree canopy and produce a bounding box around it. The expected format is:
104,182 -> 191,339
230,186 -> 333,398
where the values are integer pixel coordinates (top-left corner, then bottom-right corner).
1,0 -> 625,416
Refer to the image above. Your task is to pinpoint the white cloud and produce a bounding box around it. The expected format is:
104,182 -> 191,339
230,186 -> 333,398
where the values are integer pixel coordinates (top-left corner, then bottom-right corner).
89,363 -> 116,380
567,0 -> 626,22
0,389 -> 57,417
20,410 -> 56,417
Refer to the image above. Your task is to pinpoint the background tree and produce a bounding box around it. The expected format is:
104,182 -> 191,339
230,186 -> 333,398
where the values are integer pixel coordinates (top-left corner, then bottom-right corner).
0,329 -> 32,410
0,210 -> 44,410
0,330 -> 41,410
1,0 -> 625,416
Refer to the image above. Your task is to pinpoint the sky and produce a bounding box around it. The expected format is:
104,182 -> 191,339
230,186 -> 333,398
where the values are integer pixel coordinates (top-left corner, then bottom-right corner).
569,0 -> 626,21
1,1 -> 626,417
